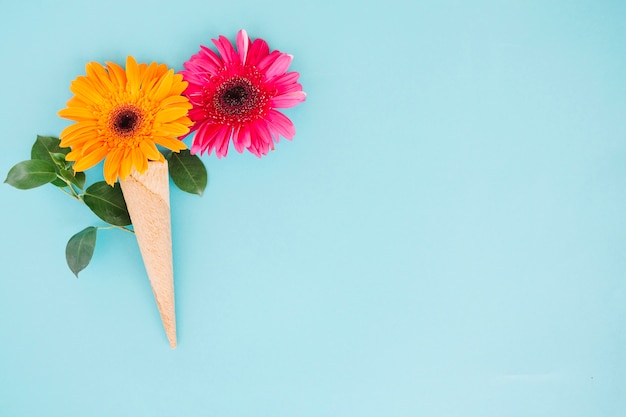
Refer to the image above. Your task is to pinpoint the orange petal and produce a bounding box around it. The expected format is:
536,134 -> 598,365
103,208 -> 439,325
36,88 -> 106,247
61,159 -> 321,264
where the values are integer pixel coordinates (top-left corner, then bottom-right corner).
86,62 -> 116,94
158,122 -> 191,136
152,135 -> 187,151
139,140 -> 163,161
155,107 -> 189,124
59,107 -> 97,121
103,149 -> 124,185
169,75 -> 187,96
151,70 -> 174,102
66,96 -> 87,108
107,61 -> 127,90
59,120 -> 99,139
132,147 -> 148,173
160,95 -> 191,109
126,56 -> 141,94
142,62 -> 159,87
73,146 -> 109,172
119,148 -> 133,179
70,78 -> 104,106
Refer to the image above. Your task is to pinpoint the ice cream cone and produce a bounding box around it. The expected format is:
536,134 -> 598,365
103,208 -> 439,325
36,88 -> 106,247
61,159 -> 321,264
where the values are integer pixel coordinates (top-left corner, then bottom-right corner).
120,160 -> 177,348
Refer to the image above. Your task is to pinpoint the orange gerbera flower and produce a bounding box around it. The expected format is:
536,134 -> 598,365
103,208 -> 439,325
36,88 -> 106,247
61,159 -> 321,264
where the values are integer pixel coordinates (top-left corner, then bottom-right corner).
58,56 -> 192,185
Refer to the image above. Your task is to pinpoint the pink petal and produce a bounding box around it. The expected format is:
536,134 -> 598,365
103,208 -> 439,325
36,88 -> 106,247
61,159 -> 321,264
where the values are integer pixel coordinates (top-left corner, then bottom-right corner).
251,119 -> 273,157
259,120 -> 273,144
240,124 -> 252,149
200,46 -> 222,67
193,122 -> 219,155
247,141 -> 261,157
180,71 -> 202,86
248,120 -> 270,156
270,91 -> 307,108
232,125 -> 244,153
258,50 -> 282,72
272,72 -> 303,95
196,46 -> 222,74
212,35 -> 239,66
247,38 -> 270,66
190,140 -> 203,155
215,125 -> 232,158
188,106 -> 206,121
266,110 -> 296,140
182,49 -> 220,81
190,121 -> 210,154
264,54 -> 293,80
236,29 -> 249,65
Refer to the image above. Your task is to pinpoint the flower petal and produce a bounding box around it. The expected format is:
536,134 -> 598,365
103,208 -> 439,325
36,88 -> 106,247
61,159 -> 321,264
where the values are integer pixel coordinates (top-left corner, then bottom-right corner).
272,71 -> 303,95
73,145 -> 109,172
236,29 -> 249,65
215,125 -> 232,158
264,53 -> 293,80
60,120 -> 100,141
86,62 -> 116,95
266,109 -> 296,141
270,91 -> 307,108
151,70 -> 175,102
153,135 -> 187,152
212,35 -> 239,66
258,50 -> 282,72
70,77 -> 104,106
247,38 -> 270,66
155,106 -> 189,124
106,61 -> 127,90
58,106 -> 96,121
119,148 -> 133,179
139,140 -> 163,161
126,56 -> 141,94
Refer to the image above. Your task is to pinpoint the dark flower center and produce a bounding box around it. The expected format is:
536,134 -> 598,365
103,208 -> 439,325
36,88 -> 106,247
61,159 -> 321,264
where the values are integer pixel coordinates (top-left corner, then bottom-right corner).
223,85 -> 249,107
110,105 -> 143,137
214,77 -> 259,118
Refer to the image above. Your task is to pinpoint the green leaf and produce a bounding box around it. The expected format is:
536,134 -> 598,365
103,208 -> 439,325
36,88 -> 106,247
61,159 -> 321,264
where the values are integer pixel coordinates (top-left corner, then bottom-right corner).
5,160 -> 57,189
31,136 -> 72,187
167,149 -> 208,196
66,227 -> 97,278
51,177 -> 68,187
60,169 -> 86,190
31,135 -> 69,163
74,171 -> 86,189
84,182 -> 131,226
50,152 -> 68,169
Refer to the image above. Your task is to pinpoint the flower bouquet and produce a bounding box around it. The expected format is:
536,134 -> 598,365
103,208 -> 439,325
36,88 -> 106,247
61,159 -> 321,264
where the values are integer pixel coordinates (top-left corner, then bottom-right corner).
5,30 -> 305,347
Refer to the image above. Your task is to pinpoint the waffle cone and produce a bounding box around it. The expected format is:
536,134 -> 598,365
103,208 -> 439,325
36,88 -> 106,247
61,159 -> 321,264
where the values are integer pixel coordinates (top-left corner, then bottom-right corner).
120,160 -> 177,348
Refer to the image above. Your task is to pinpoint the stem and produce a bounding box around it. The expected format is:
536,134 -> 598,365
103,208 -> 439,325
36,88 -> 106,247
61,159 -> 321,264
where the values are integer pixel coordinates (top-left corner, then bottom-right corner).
67,183 -> 84,201
97,225 -> 135,235
55,175 -> 83,202
52,174 -> 133,235
58,185 -> 82,201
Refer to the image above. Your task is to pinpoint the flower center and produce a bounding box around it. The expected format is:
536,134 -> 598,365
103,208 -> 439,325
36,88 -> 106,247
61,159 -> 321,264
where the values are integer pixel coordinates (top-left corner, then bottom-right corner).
223,85 -> 248,107
214,77 -> 259,117
109,105 -> 144,137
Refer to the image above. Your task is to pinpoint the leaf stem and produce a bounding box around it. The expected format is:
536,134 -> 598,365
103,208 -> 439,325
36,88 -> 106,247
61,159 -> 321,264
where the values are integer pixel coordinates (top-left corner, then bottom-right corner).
58,185 -> 82,201
55,174 -> 84,202
97,225 -> 135,235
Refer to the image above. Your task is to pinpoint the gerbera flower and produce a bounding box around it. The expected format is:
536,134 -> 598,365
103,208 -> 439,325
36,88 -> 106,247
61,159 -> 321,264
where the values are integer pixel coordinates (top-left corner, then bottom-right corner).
58,56 -> 193,185
181,29 -> 306,157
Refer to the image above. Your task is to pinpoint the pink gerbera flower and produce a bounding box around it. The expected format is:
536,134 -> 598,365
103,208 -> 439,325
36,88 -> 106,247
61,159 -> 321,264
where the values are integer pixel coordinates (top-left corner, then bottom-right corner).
181,29 -> 306,157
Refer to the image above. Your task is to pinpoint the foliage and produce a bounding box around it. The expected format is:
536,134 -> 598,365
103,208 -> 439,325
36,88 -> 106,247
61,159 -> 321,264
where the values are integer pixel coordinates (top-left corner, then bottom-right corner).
5,136 -> 208,277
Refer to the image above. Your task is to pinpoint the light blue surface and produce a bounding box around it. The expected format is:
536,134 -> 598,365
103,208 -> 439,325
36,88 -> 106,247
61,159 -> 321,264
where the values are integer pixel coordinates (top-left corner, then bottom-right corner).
1,0 -> 625,416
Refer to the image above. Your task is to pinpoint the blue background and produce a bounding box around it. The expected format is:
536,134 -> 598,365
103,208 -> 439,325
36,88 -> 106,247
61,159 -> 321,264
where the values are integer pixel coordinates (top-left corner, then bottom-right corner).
1,0 -> 625,416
